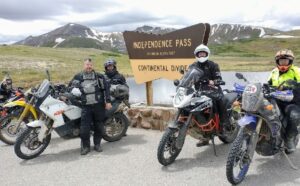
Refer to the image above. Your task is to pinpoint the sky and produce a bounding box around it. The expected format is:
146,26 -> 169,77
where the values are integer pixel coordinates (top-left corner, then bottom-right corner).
0,0 -> 300,43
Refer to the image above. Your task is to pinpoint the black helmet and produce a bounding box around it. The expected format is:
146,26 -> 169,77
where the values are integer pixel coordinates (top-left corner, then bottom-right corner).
104,59 -> 117,69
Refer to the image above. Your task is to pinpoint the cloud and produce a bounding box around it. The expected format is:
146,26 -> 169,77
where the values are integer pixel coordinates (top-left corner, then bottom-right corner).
0,34 -> 26,44
0,0 -> 119,21
82,10 -> 162,27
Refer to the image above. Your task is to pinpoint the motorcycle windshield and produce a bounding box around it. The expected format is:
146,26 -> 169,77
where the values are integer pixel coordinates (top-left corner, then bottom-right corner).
35,79 -> 50,98
179,67 -> 204,88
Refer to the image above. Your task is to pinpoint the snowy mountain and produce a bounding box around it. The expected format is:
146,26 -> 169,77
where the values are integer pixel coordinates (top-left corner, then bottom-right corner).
15,23 -> 299,52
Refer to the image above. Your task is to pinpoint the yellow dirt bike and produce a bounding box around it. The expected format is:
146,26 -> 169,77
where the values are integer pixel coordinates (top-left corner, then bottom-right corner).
0,88 -> 39,145
0,80 -> 66,145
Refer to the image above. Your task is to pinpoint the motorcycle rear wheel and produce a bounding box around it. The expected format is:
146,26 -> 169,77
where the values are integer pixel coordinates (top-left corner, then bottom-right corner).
102,112 -> 129,142
219,110 -> 240,143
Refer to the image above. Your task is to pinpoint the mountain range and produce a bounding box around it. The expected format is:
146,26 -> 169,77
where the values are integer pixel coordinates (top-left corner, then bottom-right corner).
15,23 -> 300,53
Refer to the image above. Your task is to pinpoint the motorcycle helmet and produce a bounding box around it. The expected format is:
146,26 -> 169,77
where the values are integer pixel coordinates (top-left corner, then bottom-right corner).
104,59 -> 117,77
1,73 -> 12,91
275,49 -> 294,72
194,44 -> 210,63
104,59 -> 117,69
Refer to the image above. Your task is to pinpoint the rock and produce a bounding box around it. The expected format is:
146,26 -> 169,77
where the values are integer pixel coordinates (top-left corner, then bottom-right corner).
141,121 -> 151,129
140,109 -> 152,117
152,109 -> 163,119
127,109 -> 140,117
161,110 -> 171,121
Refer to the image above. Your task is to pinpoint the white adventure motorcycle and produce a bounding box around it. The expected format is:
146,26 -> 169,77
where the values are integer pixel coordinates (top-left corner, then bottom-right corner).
14,79 -> 129,160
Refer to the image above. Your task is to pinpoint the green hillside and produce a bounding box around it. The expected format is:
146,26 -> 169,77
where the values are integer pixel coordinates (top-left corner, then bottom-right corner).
1,37 -> 300,87
209,37 -> 300,71
0,45 -> 131,87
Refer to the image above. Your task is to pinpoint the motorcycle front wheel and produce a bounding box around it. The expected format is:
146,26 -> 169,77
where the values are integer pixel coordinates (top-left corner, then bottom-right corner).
0,108 -> 31,145
157,128 -> 182,166
226,129 -> 251,185
14,127 -> 51,160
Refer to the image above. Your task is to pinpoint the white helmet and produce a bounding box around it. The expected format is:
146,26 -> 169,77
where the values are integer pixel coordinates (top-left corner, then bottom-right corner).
194,44 -> 210,63
71,88 -> 82,97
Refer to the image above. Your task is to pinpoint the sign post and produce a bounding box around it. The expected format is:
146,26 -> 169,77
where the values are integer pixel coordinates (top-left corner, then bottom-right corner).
123,23 -> 210,105
146,81 -> 153,105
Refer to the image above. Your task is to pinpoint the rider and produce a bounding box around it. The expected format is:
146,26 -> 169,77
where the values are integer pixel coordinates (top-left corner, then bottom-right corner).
104,59 -> 127,86
0,73 -> 13,102
268,49 -> 300,153
104,59 -> 129,136
69,58 -> 112,155
190,44 -> 231,147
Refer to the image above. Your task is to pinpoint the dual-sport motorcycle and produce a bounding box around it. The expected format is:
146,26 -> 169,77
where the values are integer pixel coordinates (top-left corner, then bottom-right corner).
226,74 -> 300,185
157,67 -> 241,166
14,77 -> 129,160
0,70 -> 67,145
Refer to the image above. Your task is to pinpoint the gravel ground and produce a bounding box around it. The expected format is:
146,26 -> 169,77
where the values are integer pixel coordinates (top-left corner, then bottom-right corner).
0,128 -> 299,186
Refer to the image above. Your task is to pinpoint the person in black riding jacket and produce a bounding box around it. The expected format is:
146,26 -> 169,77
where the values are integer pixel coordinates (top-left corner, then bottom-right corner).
69,58 -> 112,155
191,44 -> 230,147
104,59 -> 127,86
104,59 -> 129,136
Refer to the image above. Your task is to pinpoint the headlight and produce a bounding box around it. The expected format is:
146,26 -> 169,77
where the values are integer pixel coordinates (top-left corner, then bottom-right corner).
174,87 -> 185,105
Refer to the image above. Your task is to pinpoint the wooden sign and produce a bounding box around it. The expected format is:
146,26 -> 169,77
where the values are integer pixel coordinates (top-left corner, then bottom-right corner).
123,23 -> 210,84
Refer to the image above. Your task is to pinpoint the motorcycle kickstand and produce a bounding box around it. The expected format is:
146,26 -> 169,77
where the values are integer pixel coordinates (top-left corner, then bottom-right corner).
211,136 -> 217,157
280,148 -> 299,170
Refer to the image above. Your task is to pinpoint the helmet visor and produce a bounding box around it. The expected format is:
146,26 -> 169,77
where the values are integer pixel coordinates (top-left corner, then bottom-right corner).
278,58 -> 290,66
196,51 -> 208,57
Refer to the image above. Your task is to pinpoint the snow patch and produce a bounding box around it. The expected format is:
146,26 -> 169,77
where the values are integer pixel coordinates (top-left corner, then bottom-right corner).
55,37 -> 65,43
225,28 -> 228,34
53,37 -> 65,48
70,23 -> 74,26
259,28 -> 265,37
211,27 -> 216,36
263,35 -> 296,38
91,29 -> 100,37
85,30 -> 101,42
233,37 -> 238,40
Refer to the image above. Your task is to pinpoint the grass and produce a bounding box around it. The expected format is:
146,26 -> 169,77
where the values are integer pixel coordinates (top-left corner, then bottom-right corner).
0,45 -> 131,87
1,37 -> 300,87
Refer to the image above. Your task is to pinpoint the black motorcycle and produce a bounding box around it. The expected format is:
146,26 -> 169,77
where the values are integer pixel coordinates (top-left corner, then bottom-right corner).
157,67 -> 240,166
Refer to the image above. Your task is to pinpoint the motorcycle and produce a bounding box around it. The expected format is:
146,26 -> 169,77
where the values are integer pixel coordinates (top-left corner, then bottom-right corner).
226,74 -> 300,185
157,67 -> 240,166
0,84 -> 67,145
0,88 -> 32,145
14,79 -> 129,160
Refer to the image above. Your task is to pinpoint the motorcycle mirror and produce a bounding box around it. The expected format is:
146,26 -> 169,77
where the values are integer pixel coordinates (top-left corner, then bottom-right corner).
179,69 -> 185,75
235,73 -> 244,80
45,69 -> 51,81
173,79 -> 180,86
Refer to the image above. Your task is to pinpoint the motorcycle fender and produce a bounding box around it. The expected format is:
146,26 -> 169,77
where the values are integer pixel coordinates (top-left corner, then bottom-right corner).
168,121 -> 179,129
3,100 -> 38,120
238,115 -> 257,127
27,120 -> 45,128
38,123 -> 48,142
3,100 -> 26,108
